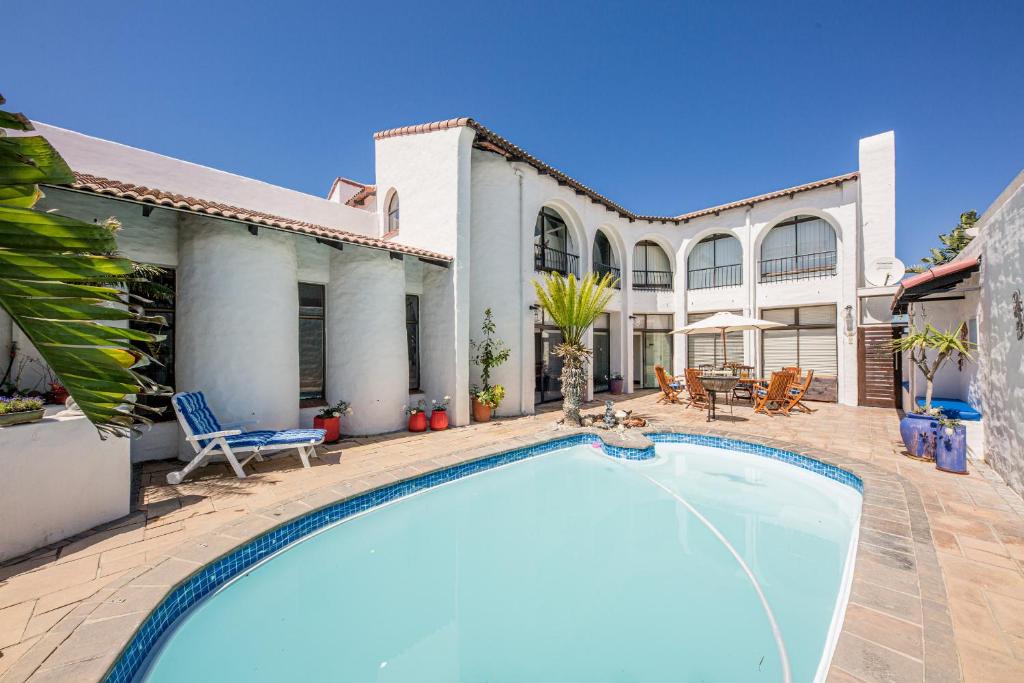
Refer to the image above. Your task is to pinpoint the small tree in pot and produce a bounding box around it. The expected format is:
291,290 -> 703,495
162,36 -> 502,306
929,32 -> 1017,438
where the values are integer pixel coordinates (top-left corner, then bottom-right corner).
891,322 -> 973,460
470,309 -> 510,422
532,271 -> 617,426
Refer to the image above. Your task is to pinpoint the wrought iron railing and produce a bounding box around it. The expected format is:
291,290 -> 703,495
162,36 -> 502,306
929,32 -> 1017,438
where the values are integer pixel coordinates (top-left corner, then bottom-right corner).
758,251 -> 837,283
632,269 -> 673,291
593,262 -> 621,288
534,244 -> 579,276
687,264 -> 742,290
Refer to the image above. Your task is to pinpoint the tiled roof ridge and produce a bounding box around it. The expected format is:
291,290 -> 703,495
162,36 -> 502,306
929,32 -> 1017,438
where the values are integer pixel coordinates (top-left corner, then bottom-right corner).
62,173 -> 451,262
374,118 -> 858,223
345,184 -> 377,208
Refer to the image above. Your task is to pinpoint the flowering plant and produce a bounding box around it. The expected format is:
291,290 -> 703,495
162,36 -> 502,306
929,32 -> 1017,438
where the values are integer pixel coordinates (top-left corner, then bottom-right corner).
431,395 -> 451,411
317,400 -> 352,419
474,384 -> 506,409
404,399 -> 427,416
0,396 -> 45,415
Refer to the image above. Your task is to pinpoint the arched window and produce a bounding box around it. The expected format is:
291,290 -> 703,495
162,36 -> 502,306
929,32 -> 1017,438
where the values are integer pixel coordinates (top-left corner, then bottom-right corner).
592,230 -> 620,288
687,234 -> 742,289
759,215 -> 836,282
386,192 -> 399,233
632,241 -> 672,290
534,207 -> 578,275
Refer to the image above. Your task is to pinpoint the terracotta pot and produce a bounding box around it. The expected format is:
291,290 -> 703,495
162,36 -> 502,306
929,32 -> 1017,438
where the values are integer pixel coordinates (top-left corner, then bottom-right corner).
49,384 -> 69,405
408,411 -> 428,432
429,409 -> 449,431
609,378 -> 624,395
313,415 -> 340,443
471,397 -> 492,423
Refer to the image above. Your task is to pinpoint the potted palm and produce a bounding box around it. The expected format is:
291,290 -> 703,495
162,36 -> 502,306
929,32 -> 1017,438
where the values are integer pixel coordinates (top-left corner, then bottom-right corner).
892,322 -> 972,461
313,400 -> 351,444
429,395 -> 451,431
470,308 -> 510,422
533,271 -> 617,425
405,400 -> 428,432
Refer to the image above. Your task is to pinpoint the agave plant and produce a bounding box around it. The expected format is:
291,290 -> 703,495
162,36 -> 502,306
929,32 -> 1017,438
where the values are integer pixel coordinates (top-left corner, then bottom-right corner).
533,271 -> 617,425
891,322 -> 973,412
0,95 -> 168,436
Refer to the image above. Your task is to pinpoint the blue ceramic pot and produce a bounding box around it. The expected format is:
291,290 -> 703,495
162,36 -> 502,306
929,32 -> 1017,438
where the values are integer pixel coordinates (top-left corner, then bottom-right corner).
935,424 -> 968,474
899,412 -> 938,460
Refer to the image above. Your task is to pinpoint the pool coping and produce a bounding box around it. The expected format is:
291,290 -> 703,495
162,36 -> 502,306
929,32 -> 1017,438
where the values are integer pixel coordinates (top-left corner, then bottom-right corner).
14,425 -> 960,683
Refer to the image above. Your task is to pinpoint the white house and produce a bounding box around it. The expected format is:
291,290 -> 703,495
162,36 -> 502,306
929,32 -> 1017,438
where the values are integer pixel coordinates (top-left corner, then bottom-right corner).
0,118 -> 899,463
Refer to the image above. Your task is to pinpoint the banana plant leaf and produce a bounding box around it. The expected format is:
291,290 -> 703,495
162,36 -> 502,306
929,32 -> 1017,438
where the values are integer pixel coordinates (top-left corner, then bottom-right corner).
0,98 -> 169,437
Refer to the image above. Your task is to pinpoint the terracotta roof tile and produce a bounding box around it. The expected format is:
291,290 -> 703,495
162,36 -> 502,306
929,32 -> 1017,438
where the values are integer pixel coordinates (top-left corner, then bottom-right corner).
59,173 -> 451,263
345,185 -> 376,208
374,118 -> 858,224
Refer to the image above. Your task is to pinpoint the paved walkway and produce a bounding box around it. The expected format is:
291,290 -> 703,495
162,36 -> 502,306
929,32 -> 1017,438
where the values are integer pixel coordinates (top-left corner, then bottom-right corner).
1,392 -> 1022,681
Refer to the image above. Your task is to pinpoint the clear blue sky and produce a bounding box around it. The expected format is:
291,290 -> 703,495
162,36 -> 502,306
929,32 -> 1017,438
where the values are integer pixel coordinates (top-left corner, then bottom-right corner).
8,1 -> 1022,267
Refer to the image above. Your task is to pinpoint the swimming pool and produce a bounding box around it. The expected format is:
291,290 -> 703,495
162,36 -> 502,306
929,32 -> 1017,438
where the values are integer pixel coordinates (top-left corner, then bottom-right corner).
131,436 -> 862,682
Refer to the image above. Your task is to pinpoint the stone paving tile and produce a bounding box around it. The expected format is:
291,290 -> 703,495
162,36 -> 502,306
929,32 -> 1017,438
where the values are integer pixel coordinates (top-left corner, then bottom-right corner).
1,393 -> 1023,681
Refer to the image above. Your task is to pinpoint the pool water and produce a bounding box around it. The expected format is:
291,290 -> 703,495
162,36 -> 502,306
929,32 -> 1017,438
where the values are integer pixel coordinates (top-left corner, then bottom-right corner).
142,443 -> 861,682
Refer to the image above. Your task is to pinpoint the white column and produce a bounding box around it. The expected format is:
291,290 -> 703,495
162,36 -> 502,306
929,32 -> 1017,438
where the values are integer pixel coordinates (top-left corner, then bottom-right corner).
176,217 -> 299,456
326,247 -> 407,434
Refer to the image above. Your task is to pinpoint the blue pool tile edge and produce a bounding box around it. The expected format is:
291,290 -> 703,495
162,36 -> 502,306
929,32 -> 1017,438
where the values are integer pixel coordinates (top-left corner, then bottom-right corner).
105,431 -> 860,683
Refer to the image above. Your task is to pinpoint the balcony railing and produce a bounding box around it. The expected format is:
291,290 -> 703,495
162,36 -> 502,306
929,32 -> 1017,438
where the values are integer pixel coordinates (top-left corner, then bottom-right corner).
687,264 -> 742,290
534,244 -> 579,276
593,262 -> 621,288
758,251 -> 837,283
632,269 -> 673,291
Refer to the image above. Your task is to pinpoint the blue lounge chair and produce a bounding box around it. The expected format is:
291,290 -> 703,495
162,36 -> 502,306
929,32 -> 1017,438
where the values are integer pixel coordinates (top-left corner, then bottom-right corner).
168,391 -> 326,484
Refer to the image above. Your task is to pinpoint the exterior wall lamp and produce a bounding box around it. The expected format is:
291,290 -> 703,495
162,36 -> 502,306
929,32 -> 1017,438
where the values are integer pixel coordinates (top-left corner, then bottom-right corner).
843,304 -> 856,340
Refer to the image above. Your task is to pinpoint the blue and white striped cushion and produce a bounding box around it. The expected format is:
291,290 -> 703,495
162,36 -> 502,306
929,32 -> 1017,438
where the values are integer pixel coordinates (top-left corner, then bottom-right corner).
261,429 -> 326,449
174,392 -> 222,446
222,431 -> 276,450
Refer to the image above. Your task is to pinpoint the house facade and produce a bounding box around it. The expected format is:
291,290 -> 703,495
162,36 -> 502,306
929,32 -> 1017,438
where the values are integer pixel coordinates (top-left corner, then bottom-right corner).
1,119 -> 898,462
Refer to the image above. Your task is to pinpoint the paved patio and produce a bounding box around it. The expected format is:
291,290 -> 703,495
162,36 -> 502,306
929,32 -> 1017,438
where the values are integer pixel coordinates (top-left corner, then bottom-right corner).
1,391 -> 1023,681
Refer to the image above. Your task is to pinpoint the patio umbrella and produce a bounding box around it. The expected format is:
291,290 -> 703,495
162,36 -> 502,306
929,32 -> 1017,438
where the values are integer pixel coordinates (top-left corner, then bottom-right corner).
671,311 -> 785,366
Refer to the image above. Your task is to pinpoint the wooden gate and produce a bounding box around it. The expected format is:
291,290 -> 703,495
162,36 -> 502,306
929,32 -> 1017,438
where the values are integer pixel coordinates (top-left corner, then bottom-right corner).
858,326 -> 901,408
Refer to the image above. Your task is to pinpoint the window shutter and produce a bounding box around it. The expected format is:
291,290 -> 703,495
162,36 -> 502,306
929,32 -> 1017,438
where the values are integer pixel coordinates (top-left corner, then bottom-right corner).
798,327 -> 837,376
799,305 -> 836,325
762,328 -> 799,373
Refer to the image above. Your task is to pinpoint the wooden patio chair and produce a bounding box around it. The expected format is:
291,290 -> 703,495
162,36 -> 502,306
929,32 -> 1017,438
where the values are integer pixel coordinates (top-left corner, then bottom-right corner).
732,366 -> 754,403
683,368 -> 710,410
654,364 -> 684,404
785,369 -> 817,414
782,366 -> 802,380
753,371 -> 795,416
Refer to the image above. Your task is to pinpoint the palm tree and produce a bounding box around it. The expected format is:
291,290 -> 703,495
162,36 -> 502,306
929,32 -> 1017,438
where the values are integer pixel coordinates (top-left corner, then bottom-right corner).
532,271 -> 617,425
0,95 -> 168,436
892,323 -> 972,411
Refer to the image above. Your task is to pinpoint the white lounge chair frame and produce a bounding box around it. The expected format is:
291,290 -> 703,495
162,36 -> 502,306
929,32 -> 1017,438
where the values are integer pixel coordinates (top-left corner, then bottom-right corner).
168,392 -> 323,485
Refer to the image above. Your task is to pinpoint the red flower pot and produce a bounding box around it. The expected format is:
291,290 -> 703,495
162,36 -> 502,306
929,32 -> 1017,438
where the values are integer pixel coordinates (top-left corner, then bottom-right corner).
313,415 -> 340,443
471,397 -> 492,423
49,384 -> 70,405
408,412 -> 428,432
430,409 -> 449,431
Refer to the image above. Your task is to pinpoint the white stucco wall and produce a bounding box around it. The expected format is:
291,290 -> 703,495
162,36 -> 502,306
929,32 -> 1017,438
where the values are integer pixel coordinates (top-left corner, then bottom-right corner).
0,411 -> 130,562
326,247 -> 408,434
175,216 -> 299,457
977,170 -> 1024,497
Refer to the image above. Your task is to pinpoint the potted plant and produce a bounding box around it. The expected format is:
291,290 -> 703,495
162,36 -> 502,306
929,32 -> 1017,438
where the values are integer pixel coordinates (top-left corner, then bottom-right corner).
892,322 -> 972,461
48,382 -> 69,405
470,308 -> 510,422
405,400 -> 428,432
608,372 -> 624,395
0,396 -> 46,428
935,417 -> 968,474
313,400 -> 351,444
430,396 -> 451,431
472,385 -> 506,423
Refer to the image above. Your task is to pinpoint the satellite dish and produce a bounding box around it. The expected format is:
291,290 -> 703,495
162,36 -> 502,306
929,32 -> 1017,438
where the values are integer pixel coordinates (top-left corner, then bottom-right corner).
865,256 -> 906,287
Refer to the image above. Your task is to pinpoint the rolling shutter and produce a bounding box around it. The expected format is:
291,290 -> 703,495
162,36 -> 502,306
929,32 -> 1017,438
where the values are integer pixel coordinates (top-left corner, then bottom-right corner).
686,311 -> 744,367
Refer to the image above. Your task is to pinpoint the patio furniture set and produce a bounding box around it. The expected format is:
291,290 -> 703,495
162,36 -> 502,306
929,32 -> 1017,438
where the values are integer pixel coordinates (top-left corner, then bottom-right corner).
655,364 -> 816,422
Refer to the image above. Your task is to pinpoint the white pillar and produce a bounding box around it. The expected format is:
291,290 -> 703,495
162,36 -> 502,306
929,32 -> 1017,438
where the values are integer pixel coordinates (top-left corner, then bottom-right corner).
176,217 -> 299,456
326,247 -> 407,434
